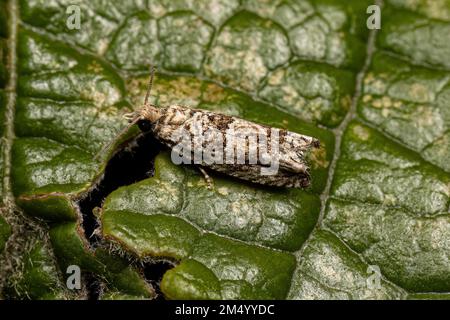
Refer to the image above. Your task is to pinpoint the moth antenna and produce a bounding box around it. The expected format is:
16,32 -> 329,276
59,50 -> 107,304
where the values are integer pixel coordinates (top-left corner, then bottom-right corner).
94,66 -> 156,161
144,65 -> 157,106
93,115 -> 140,161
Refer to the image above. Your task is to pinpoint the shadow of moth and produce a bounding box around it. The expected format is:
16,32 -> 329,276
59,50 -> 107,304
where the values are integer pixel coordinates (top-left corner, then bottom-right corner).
101,67 -> 320,189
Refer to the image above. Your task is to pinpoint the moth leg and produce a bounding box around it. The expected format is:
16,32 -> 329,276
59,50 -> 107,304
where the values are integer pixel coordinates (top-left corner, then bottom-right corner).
198,167 -> 214,190
124,112 -> 138,122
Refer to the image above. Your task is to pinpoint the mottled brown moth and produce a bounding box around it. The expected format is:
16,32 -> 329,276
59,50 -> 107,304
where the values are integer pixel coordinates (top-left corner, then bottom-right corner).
102,67 -> 320,189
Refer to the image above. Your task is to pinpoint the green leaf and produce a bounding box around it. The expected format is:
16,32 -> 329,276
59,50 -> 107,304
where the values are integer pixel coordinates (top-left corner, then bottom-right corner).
0,216 -> 11,253
1,0 -> 449,300
4,240 -> 72,299
288,230 -> 406,299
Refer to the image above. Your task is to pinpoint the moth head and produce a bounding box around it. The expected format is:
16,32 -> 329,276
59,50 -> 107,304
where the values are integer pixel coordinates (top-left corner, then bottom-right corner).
124,65 -> 161,129
138,104 -> 162,123
127,104 -> 162,132
124,104 -> 160,122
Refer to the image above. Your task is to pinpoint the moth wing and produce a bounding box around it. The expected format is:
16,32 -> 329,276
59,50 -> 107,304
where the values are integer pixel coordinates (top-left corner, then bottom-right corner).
278,154 -> 309,174
276,131 -> 319,174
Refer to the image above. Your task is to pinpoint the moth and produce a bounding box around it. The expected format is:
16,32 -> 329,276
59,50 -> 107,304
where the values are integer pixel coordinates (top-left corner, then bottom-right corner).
100,67 -> 320,189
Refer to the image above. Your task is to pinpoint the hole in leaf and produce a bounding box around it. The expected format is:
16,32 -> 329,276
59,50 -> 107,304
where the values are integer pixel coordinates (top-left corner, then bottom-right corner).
83,272 -> 102,300
78,133 -> 161,247
143,260 -> 175,300
76,132 -> 162,299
